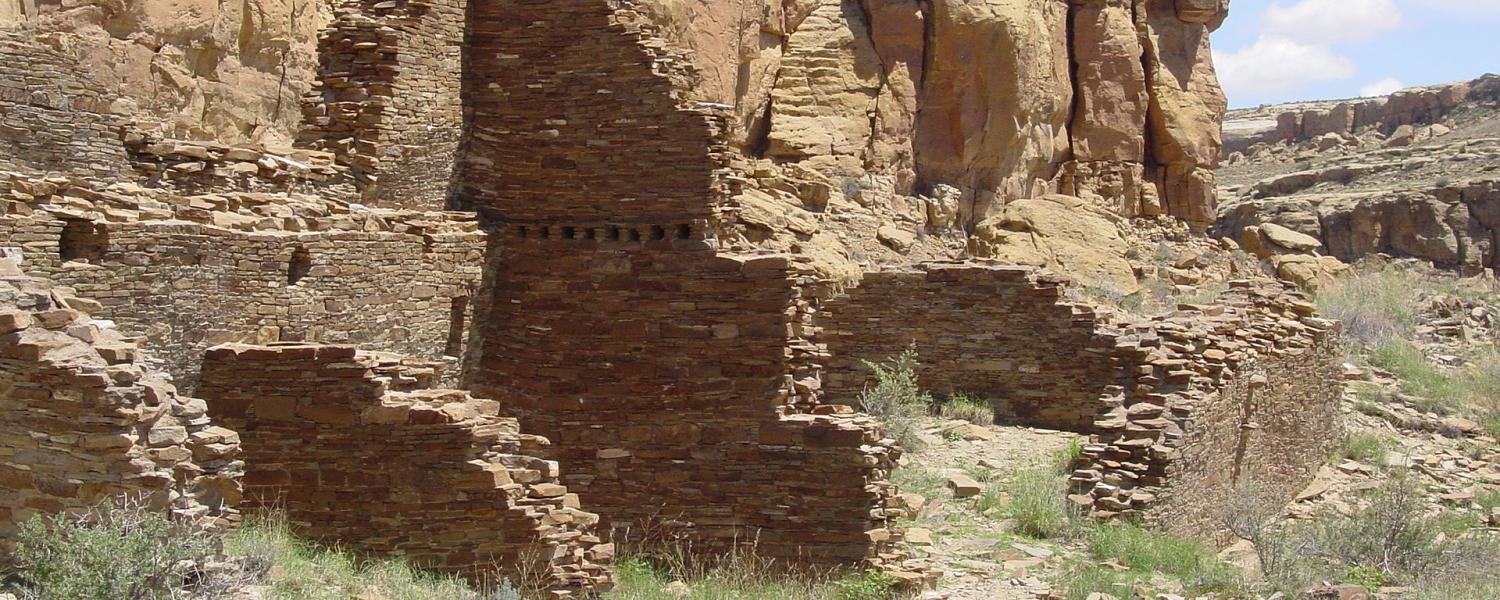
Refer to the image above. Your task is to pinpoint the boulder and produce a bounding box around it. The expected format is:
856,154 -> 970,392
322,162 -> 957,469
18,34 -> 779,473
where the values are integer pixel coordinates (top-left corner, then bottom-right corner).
969,194 -> 1140,296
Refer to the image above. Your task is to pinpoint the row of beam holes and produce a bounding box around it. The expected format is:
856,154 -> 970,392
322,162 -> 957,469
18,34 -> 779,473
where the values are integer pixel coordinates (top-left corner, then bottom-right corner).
514,224 -> 693,241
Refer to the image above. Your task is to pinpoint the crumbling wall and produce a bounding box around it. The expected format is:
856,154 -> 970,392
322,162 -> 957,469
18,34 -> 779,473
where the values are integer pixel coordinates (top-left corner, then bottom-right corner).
0,32 -> 130,179
0,173 -> 484,392
0,266 -> 241,549
1069,282 -> 1344,545
820,262 -> 1121,431
299,0 -> 466,209
199,343 -> 609,594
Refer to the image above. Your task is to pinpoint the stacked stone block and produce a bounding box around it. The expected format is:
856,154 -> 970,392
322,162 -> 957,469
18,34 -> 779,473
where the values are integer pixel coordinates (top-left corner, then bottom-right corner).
469,240 -> 905,566
455,0 -> 740,225
124,133 -> 356,199
819,262 -> 1122,431
0,32 -> 131,180
1069,282 -> 1344,545
199,343 -> 611,595
299,0 -> 466,210
454,0 -> 904,568
0,263 -> 242,550
0,171 -> 484,392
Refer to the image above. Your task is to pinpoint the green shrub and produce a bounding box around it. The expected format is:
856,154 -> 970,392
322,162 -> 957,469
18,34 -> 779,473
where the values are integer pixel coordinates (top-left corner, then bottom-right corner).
857,346 -> 933,449
1054,564 -> 1133,600
1479,489 -> 1500,513
8,496 -> 215,600
1316,270 -> 1420,348
1053,438 -> 1085,473
937,393 -> 994,426
1254,474 -> 1498,594
608,555 -> 888,600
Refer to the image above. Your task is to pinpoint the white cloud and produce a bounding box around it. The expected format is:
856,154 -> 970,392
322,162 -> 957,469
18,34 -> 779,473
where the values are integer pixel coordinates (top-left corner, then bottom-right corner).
1408,0 -> 1500,16
1215,36 -> 1358,100
1360,78 -> 1406,97
1265,0 -> 1403,44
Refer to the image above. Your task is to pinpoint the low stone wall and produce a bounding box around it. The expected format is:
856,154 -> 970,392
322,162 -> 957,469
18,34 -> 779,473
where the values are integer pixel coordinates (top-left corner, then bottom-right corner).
468,239 -> 904,567
819,262 -> 1121,431
0,265 -> 242,550
0,172 -> 484,392
299,0 -> 466,210
199,343 -> 610,594
1069,282 -> 1344,545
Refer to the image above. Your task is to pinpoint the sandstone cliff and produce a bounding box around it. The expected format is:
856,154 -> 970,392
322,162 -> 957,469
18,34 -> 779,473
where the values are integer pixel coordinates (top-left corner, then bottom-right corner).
1,0 -> 330,145
640,0 -> 1230,228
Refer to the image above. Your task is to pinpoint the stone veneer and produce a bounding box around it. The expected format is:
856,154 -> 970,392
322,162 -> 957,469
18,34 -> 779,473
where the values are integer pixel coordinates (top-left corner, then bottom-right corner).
0,171 -> 484,392
0,263 -> 242,550
299,0 -> 467,210
199,343 -> 611,595
820,262 -> 1121,431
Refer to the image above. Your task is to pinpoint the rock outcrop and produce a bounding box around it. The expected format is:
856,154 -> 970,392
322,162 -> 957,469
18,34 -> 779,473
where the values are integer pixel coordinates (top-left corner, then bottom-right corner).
1,0 -> 329,146
641,0 -> 1231,228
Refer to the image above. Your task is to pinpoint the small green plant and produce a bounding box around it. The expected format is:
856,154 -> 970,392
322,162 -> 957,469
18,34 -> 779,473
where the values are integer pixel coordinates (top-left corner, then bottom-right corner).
1344,565 -> 1388,590
1477,489 -> 1500,513
1053,438 -> 1085,473
1340,432 -> 1395,463
8,496 -> 215,600
832,570 -> 898,600
857,346 -> 933,450
937,393 -> 995,426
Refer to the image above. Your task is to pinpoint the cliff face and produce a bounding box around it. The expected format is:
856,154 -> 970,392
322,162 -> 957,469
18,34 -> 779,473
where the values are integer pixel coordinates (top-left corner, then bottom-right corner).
638,0 -> 1229,227
1,0 -> 329,146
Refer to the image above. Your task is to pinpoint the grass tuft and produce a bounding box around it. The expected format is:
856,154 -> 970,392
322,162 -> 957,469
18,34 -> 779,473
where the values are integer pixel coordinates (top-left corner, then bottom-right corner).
937,393 -> 995,426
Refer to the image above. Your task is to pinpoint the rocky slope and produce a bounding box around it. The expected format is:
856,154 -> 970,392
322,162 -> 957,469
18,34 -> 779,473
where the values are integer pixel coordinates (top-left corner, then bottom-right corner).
1215,75 -> 1500,280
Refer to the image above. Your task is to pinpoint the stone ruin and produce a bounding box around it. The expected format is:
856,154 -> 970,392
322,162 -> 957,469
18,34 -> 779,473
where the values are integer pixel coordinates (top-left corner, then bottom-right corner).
0,260 -> 242,550
0,0 -> 1349,592
198,344 -> 611,591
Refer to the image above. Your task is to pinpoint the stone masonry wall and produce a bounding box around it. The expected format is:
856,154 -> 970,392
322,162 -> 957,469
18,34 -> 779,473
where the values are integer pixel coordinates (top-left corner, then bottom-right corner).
299,0 -> 466,210
455,0 -> 737,225
820,262 -> 1122,431
0,32 -> 130,180
0,172 -> 484,392
457,0 -> 903,568
1069,282 -> 1344,545
0,264 -> 242,551
468,240 -> 903,566
199,343 -> 609,594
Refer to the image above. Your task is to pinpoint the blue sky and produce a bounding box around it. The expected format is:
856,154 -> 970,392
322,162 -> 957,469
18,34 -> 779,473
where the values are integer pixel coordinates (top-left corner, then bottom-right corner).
1213,0 -> 1500,108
